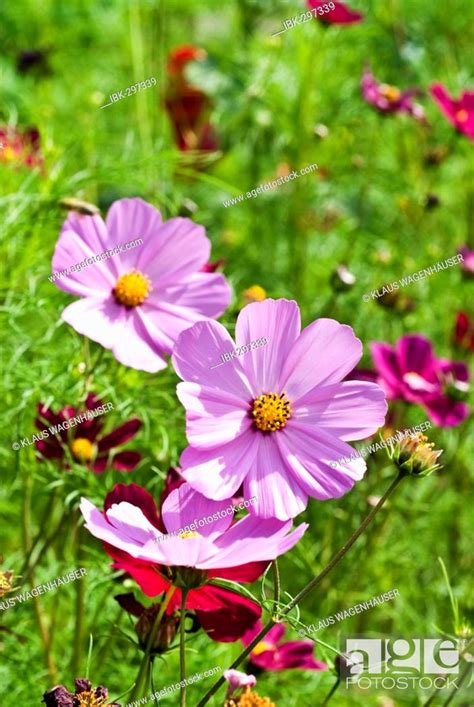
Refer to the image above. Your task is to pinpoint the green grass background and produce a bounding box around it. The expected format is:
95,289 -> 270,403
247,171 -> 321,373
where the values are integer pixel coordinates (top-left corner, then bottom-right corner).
0,0 -> 473,705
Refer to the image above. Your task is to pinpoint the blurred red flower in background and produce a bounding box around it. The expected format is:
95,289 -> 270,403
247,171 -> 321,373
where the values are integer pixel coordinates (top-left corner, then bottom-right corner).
454,312 -> 474,352
431,84 -> 474,141
165,45 -> 218,152
308,0 -> 363,25
0,126 -> 43,169
35,393 -> 142,473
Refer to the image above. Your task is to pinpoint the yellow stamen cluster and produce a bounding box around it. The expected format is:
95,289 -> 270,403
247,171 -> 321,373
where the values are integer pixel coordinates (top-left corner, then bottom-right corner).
178,531 -> 202,539
380,84 -> 401,103
226,687 -> 276,707
76,693 -> 108,707
252,393 -> 291,433
252,640 -> 276,656
114,271 -> 151,307
71,437 -> 95,462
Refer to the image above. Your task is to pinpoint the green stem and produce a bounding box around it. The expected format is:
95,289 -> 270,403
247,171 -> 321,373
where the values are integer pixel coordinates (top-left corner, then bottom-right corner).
321,677 -> 340,706
71,521 -> 86,677
196,472 -> 404,707
180,589 -> 188,707
272,559 -> 281,613
129,584 -> 176,703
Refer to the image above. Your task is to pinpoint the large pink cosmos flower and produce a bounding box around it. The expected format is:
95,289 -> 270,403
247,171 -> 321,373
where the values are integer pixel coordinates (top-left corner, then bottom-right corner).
371,335 -> 470,427
308,0 -> 363,24
361,68 -> 425,121
430,84 -> 474,141
52,198 -> 231,372
80,482 -> 306,641
172,299 -> 387,520
242,620 -> 327,672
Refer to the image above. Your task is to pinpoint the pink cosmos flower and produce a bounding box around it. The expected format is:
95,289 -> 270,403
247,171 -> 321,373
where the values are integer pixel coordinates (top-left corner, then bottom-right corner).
242,620 -> 327,672
52,198 -> 231,373
308,0 -> 363,24
80,482 -> 306,641
172,298 -> 387,520
430,84 -> 474,141
361,68 -> 425,121
458,245 -> 474,277
371,335 -> 470,427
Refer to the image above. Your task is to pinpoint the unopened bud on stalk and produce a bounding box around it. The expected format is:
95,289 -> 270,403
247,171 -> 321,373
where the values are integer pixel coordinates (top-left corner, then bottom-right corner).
0,570 -> 14,597
136,604 -> 179,653
389,432 -> 443,477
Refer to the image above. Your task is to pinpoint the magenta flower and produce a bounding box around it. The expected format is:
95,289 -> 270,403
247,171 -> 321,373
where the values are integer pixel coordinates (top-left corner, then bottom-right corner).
371,335 -> 470,427
52,198 -> 231,372
308,0 -> 363,24
242,620 -> 327,672
458,245 -> 474,277
172,298 -> 387,520
361,68 -> 425,121
431,84 -> 474,141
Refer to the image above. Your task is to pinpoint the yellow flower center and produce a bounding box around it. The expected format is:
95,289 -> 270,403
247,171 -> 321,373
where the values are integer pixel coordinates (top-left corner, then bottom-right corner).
227,687 -> 276,707
252,640 -> 275,656
380,84 -> 401,103
243,285 -> 267,303
251,393 -> 292,433
71,437 -> 95,462
1,146 -> 17,161
114,271 -> 150,307
76,693 -> 107,707
455,108 -> 468,123
178,531 -> 202,539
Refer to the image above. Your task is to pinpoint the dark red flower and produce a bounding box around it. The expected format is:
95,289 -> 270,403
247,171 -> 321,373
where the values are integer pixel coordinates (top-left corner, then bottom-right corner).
308,0 -> 363,25
454,312 -> 474,352
0,125 -> 43,169
165,45 -> 218,152
35,393 -> 141,473
42,679 -> 120,706
431,84 -> 474,141
102,483 -> 265,642
242,620 -> 327,672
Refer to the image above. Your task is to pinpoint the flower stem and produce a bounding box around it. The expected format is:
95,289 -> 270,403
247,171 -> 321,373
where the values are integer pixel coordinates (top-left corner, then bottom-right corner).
180,589 -> 188,707
196,472 -> 404,707
272,559 -> 281,615
128,584 -> 176,703
321,677 -> 340,705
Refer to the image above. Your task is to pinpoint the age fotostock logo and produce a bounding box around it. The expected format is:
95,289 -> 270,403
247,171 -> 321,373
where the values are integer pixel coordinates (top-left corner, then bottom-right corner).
342,638 -> 460,691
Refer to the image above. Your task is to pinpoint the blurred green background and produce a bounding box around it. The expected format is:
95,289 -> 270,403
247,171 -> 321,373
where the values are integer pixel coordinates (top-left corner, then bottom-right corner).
0,0 -> 473,705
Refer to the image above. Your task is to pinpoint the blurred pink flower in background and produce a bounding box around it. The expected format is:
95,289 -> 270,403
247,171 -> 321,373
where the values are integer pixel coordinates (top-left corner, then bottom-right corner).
431,84 -> 474,141
361,68 -> 425,121
458,245 -> 474,277
52,198 -> 231,372
371,335 -> 470,427
454,312 -> 474,352
172,298 -> 387,520
242,620 -> 327,672
308,0 -> 363,24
